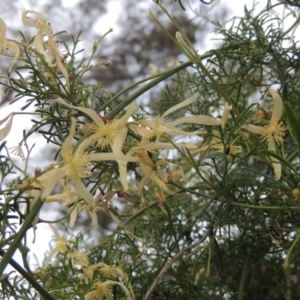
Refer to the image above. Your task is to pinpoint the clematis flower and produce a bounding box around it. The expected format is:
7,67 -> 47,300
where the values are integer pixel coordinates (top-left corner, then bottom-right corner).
83,264 -> 134,300
136,150 -> 172,194
22,10 -> 53,55
67,251 -> 89,267
130,92 -> 232,144
43,224 -> 69,267
243,88 -> 285,180
22,11 -> 69,88
0,18 -> 20,72
58,98 -> 136,191
41,117 -> 138,207
130,93 -> 200,142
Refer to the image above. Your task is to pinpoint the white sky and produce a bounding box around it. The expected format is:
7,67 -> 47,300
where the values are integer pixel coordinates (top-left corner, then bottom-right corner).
1,0 -> 299,275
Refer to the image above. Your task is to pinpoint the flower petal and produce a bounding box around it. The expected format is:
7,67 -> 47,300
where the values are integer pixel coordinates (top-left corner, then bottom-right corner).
87,153 -> 139,163
269,88 -> 283,125
220,104 -> 232,128
273,157 -> 281,180
72,175 -> 94,206
0,114 -> 13,141
243,124 -> 264,135
22,10 -> 47,28
168,115 -> 220,127
61,117 -> 76,160
162,92 -> 199,118
0,18 -> 7,49
5,40 -> 20,72
116,102 -> 135,127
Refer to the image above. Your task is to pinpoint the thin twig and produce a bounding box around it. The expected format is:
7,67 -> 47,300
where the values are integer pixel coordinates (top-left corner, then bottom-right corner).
143,226 -> 213,300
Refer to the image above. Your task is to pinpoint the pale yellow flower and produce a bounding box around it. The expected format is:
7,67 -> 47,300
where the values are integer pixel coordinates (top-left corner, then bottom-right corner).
130,93 -> 201,142
85,281 -> 113,300
244,88 -> 285,180
58,98 -> 137,191
22,10 -> 53,57
43,224 -> 69,267
45,182 -> 80,226
22,11 -> 69,88
41,117 -> 138,207
85,279 -> 134,300
0,18 -> 20,72
130,93 -> 231,144
96,263 -> 124,278
58,98 -> 135,151
67,251 -> 89,267
136,150 -> 172,194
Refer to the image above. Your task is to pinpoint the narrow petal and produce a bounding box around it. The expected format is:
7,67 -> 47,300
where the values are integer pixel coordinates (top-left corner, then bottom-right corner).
118,161 -> 129,191
61,117 -> 76,160
72,175 -> 94,206
162,92 -> 199,118
116,102 -> 135,127
168,115 -> 220,127
220,104 -> 232,128
87,153 -> 139,163
41,169 -> 64,199
5,40 -> 20,72
112,128 -> 130,191
267,136 -> 281,180
55,53 -> 70,88
34,29 -> 46,55
22,11 -> 37,27
60,101 -> 103,124
268,136 -> 276,152
0,18 -> 7,48
244,124 -> 264,135
273,157 -> 281,180
22,10 -> 47,28
112,127 -> 128,154
69,206 -> 78,227
0,114 -> 13,141
148,171 -> 169,190
139,162 -> 169,191
269,88 -> 283,125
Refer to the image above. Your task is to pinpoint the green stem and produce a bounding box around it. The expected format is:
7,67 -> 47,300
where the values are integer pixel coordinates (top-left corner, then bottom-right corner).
0,197 -> 44,276
238,258 -> 249,300
0,249 -> 55,300
106,61 -> 193,119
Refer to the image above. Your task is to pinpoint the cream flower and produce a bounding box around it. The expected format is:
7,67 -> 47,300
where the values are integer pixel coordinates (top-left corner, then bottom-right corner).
130,93 -> 201,142
83,263 -> 134,300
130,93 -> 232,144
244,88 -> 285,180
22,11 -> 69,88
85,280 -> 133,300
43,224 -> 69,267
58,98 -> 136,191
45,182 -> 80,226
136,150 -> 172,194
0,18 -> 20,72
67,251 -> 89,267
22,10 -> 53,56
41,118 -> 138,206
85,281 -> 113,300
